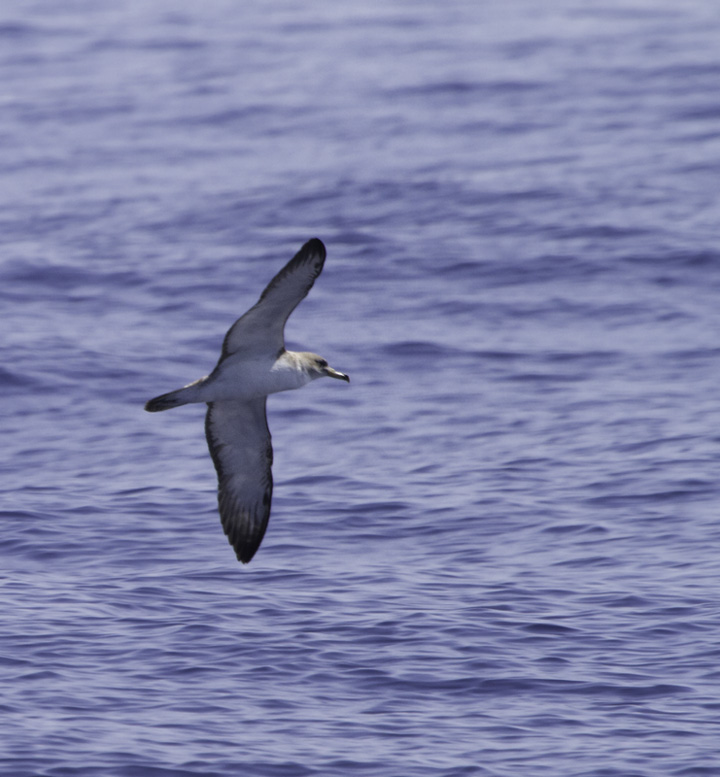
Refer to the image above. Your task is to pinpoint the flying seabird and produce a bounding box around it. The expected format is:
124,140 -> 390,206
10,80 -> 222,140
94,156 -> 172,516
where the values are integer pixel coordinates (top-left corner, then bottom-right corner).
145,238 -> 349,564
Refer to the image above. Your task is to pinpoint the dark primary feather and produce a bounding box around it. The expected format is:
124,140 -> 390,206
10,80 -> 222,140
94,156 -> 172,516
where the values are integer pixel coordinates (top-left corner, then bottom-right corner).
205,399 -> 274,564
221,238 -> 326,359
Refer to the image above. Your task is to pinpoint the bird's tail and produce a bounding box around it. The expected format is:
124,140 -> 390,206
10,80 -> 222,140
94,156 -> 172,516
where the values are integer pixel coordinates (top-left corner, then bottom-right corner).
145,386 -> 195,412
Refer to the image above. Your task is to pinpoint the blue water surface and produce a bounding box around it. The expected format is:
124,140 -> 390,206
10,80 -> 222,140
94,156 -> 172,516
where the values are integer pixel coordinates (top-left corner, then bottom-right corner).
2,0 -> 720,775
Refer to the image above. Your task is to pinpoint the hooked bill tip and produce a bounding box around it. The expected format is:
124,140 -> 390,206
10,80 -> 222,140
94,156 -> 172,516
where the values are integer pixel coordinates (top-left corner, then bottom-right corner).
325,367 -> 349,382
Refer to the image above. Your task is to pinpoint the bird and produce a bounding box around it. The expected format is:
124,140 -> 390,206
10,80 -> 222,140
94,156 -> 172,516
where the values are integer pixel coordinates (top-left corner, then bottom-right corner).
144,238 -> 349,564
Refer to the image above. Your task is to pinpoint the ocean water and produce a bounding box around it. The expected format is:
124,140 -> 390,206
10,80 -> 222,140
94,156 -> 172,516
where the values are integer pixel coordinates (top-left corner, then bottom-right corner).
3,0 -> 720,774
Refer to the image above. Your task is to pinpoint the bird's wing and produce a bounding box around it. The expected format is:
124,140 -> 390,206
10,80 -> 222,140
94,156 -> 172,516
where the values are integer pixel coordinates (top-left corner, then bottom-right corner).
221,238 -> 327,359
205,398 -> 273,564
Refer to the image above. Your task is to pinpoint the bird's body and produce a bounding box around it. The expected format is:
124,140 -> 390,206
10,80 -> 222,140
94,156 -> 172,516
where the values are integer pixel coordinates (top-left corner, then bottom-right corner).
145,238 -> 349,563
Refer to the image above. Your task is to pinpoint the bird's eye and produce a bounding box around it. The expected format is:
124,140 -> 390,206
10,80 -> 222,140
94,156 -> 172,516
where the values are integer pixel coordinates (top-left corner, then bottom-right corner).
317,359 -> 328,368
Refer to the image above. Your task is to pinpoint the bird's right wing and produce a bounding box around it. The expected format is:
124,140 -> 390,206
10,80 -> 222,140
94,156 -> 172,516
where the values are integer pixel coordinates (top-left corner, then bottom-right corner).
221,238 -> 327,359
205,398 -> 273,564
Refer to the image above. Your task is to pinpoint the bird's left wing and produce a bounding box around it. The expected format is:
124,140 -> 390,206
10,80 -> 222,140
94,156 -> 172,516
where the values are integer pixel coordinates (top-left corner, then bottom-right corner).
220,238 -> 326,359
205,398 -> 273,563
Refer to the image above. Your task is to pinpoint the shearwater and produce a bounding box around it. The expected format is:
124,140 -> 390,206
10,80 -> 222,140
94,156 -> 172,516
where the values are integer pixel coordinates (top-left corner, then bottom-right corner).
145,238 -> 349,564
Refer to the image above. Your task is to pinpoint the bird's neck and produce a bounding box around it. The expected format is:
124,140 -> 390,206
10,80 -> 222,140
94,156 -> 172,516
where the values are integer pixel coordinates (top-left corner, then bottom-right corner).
270,351 -> 316,391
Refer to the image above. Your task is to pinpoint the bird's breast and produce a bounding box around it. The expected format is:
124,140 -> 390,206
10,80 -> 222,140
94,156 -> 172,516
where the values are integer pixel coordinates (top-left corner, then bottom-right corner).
201,355 -> 311,402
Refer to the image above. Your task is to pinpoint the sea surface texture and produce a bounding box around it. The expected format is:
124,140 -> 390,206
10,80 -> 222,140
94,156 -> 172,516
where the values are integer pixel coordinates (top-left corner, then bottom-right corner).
2,1 -> 720,775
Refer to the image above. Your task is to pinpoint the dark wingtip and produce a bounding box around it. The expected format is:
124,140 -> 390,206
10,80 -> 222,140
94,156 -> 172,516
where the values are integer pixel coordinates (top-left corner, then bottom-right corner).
221,513 -> 267,565
233,540 -> 258,565
303,237 -> 326,259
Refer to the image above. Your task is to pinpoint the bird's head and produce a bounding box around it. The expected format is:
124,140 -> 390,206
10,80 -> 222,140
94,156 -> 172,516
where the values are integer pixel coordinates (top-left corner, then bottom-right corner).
306,354 -> 350,383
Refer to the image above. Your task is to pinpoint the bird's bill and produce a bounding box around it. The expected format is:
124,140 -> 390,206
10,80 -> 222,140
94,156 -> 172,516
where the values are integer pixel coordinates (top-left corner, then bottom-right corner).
324,367 -> 350,382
